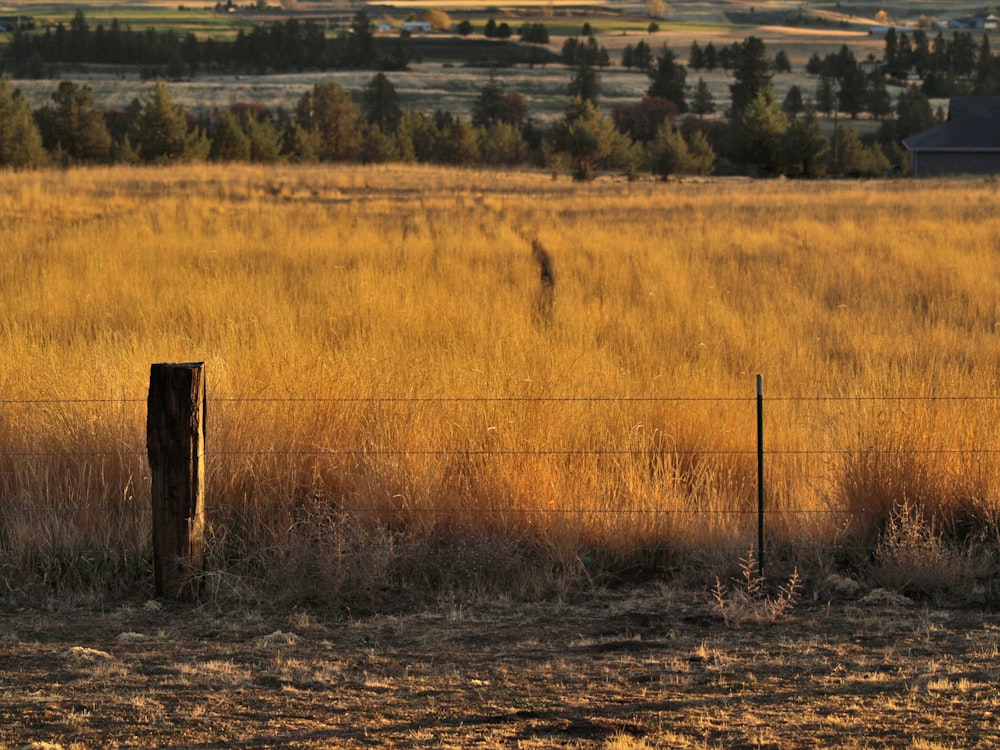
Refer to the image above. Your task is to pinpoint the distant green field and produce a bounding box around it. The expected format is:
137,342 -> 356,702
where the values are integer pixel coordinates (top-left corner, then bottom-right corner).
2,6 -> 246,38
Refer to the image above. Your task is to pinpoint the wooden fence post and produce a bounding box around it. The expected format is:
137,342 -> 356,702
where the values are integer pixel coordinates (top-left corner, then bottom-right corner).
147,362 -> 206,601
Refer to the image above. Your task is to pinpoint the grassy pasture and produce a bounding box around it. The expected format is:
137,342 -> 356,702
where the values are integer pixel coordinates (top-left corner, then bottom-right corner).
2,164 -> 1000,606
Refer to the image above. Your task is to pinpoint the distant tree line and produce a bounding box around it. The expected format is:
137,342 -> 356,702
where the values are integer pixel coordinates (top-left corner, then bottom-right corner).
1,10 -> 401,78
881,28 -> 1000,96
1,31 -> 987,179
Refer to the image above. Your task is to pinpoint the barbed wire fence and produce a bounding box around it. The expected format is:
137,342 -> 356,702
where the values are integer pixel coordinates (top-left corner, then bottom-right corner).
3,372 -> 1000,597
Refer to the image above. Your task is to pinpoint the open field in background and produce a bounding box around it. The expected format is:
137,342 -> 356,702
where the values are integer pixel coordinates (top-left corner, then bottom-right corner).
1,59 -> 903,132
2,164 -> 1000,610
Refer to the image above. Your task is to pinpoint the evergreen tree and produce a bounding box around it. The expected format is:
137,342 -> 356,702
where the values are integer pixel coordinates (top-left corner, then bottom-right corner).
39,81 -> 112,163
634,40 -> 654,72
912,30 -> 930,76
363,73 -> 402,133
649,121 -> 715,177
0,79 -> 46,167
690,78 -> 716,117
281,120 -> 318,162
951,32 -> 976,77
433,114 -> 480,164
782,85 -> 804,118
622,45 -> 635,71
703,42 -> 718,70
896,32 -> 914,72
361,123 -> 399,163
349,10 -> 377,67
733,87 -> 787,174
879,85 -> 935,144
647,44 -> 688,113
211,109 -> 251,161
974,35 -> 999,94
866,75 -> 892,119
836,59 -> 867,118
548,98 -> 637,180
774,49 -> 791,73
649,121 -> 687,178
815,76 -> 836,114
520,23 -> 549,44
68,10 -> 90,64
883,27 -> 899,67
781,115 -> 828,177
688,41 -> 705,70
569,43 -> 602,104
478,121 -> 528,165
685,129 -> 716,175
561,37 -> 580,65
396,107 -> 435,162
298,81 -> 362,161
244,115 -> 281,163
472,75 -> 528,129
729,36 -> 772,119
135,81 -> 209,163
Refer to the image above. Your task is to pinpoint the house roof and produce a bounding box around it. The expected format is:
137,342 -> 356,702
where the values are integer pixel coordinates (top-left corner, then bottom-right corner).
903,97 -> 1000,151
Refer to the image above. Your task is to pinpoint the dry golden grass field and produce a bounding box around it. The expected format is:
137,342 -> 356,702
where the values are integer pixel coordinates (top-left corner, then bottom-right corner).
2,164 -> 1000,601
3,163 -> 1000,748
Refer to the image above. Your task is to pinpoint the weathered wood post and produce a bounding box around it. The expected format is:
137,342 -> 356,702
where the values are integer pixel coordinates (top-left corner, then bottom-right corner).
147,362 -> 206,601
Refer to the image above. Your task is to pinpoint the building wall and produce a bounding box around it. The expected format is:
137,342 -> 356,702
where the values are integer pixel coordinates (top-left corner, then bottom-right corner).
911,151 -> 1000,177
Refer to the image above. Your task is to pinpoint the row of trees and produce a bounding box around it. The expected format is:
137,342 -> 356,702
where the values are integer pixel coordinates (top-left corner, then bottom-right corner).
806,30 -> 1000,98
0,48 -> 939,182
2,10 -> 399,78
8,9 -> 998,103
878,28 -> 1000,94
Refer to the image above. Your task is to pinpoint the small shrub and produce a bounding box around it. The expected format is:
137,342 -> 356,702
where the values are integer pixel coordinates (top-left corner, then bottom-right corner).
708,547 -> 800,627
873,501 -> 990,602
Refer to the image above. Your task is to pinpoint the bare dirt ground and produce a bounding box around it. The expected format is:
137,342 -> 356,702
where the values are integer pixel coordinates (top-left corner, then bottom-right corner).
3,586 -> 999,749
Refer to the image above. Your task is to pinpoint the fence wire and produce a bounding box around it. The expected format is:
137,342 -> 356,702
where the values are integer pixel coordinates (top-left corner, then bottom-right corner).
3,391 -> 999,558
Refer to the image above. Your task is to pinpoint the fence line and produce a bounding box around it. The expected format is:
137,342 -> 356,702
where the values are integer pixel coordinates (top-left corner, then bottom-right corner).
0,391 -> 982,403
4,394 -> 1000,404
3,388 -> 997,532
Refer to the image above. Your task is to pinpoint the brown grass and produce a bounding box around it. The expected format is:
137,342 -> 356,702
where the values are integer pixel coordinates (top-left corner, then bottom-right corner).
2,164 -> 1000,605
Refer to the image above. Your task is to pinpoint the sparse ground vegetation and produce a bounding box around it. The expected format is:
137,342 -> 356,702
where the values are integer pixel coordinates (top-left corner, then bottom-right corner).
3,587 -> 1000,748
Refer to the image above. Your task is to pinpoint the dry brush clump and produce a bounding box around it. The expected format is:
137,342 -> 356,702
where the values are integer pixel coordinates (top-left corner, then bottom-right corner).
708,546 -> 801,627
871,500 -> 995,603
2,165 -> 1000,604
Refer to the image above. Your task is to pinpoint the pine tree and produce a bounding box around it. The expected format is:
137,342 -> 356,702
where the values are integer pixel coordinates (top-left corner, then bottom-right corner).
691,78 -> 715,117
211,110 -> 251,162
647,44 -> 688,113
0,79 -> 46,167
299,81 -> 362,161
733,87 -> 788,174
363,73 -> 402,133
135,81 -> 209,163
729,36 -> 772,119
43,81 -> 112,163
